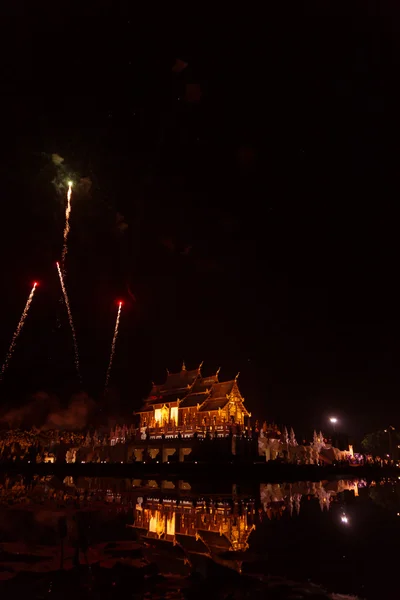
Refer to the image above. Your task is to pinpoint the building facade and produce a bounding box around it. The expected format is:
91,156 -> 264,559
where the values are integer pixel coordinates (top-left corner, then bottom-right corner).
136,362 -> 250,435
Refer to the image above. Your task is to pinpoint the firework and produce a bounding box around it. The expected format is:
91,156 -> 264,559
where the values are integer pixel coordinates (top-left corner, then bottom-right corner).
105,301 -> 123,389
61,181 -> 73,274
56,262 -> 81,381
0,282 -> 38,379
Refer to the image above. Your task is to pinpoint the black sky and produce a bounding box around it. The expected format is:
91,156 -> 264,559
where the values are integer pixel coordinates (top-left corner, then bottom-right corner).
1,6 -> 400,438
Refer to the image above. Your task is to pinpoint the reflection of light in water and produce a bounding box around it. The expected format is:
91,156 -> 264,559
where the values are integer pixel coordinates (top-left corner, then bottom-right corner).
341,514 -> 349,524
149,510 -> 165,537
133,498 -> 255,555
260,480 -> 367,519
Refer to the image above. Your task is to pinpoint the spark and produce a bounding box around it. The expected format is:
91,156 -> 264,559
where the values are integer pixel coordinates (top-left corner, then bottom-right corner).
105,301 -> 123,389
61,181 -> 73,274
56,262 -> 81,381
340,514 -> 349,524
0,283 -> 38,379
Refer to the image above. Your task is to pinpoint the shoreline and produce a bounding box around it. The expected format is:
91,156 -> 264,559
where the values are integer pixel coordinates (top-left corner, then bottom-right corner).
0,461 -> 397,482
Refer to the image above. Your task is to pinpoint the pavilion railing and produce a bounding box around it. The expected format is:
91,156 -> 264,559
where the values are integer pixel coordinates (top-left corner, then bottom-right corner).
141,421 -> 231,439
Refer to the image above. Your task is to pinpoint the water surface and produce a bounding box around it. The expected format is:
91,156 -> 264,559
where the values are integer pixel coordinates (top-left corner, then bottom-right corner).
0,474 -> 398,598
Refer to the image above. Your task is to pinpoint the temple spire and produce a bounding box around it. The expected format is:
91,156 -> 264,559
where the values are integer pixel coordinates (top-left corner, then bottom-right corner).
290,427 -> 298,446
182,361 -> 186,371
282,426 -> 289,445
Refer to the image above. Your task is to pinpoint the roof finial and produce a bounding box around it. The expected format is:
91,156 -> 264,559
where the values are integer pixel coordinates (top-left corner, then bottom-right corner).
166,368 -> 170,376
235,371 -> 240,381
216,366 -> 221,377
198,360 -> 204,371
182,361 -> 186,371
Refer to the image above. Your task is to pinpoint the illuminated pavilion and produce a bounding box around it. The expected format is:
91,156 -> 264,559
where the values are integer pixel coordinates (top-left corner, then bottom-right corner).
136,362 -> 251,435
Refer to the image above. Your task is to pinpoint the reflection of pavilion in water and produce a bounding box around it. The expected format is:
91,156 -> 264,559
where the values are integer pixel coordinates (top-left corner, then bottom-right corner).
133,496 -> 256,559
260,480 -> 363,519
0,475 -> 365,520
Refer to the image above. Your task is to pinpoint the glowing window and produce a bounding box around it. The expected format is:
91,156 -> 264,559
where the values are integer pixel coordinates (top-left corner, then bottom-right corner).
154,408 -> 162,424
167,513 -> 175,536
170,406 -> 178,424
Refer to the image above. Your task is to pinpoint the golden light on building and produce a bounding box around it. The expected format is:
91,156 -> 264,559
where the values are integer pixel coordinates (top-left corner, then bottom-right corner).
167,513 -> 175,536
136,363 -> 250,434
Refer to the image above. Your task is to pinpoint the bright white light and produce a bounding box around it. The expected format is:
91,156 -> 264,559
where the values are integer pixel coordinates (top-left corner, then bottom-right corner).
68,180 -> 73,186
330,417 -> 338,424
341,514 -> 349,524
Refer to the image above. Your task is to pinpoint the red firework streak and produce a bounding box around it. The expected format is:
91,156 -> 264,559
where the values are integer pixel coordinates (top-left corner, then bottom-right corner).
105,301 -> 123,389
0,282 -> 38,379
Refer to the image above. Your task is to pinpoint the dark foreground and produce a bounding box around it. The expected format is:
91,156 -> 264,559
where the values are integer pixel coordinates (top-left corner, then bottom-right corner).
0,563 -> 353,599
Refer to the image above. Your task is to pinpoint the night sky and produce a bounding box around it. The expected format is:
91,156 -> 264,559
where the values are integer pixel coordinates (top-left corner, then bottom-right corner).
1,7 -> 400,438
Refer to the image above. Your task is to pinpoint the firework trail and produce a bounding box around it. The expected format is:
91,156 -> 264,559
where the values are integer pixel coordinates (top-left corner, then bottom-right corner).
105,301 -> 123,389
56,262 -> 81,381
0,283 -> 38,379
61,181 -> 73,275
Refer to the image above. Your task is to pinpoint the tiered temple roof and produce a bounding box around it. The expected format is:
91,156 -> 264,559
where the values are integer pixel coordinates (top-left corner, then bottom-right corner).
137,362 -> 249,416
198,380 -> 236,412
179,392 -> 208,408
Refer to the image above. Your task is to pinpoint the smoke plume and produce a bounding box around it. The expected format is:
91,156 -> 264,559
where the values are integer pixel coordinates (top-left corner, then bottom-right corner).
44,393 -> 95,430
51,153 -> 64,166
0,392 -> 95,431
0,392 -> 59,429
